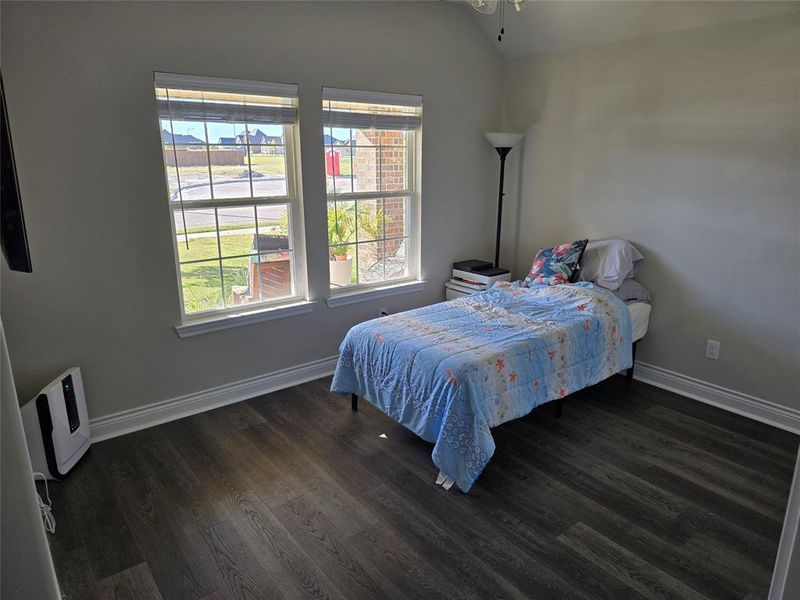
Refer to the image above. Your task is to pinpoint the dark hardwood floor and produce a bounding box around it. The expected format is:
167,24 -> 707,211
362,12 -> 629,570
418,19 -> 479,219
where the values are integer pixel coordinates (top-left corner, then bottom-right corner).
46,375 -> 798,600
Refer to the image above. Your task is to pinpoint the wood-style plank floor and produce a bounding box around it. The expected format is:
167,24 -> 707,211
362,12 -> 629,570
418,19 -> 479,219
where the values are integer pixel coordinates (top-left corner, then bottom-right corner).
46,375 -> 798,600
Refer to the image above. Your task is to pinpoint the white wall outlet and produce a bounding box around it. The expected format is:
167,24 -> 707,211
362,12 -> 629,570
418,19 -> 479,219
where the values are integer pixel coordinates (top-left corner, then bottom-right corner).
705,339 -> 720,360
378,307 -> 389,317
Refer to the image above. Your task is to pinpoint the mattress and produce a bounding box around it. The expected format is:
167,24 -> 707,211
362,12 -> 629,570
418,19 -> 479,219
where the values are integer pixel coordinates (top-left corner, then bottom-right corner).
332,281 -> 633,492
628,302 -> 651,342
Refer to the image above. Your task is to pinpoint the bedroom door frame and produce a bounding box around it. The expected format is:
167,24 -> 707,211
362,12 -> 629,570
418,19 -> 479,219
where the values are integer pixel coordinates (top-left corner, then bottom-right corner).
769,448 -> 800,599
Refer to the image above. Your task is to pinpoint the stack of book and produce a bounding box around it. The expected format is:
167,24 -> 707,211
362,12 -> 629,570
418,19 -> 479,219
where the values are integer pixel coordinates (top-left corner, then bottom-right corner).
445,260 -> 511,296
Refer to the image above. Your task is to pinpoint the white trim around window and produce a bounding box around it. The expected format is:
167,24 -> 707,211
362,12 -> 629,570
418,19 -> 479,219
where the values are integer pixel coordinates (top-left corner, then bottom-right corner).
325,279 -> 427,308
154,73 -> 308,326
174,300 -> 316,338
322,87 -> 423,297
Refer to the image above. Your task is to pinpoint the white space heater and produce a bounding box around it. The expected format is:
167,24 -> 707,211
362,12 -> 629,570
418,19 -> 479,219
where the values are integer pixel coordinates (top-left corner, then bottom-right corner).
21,367 -> 91,480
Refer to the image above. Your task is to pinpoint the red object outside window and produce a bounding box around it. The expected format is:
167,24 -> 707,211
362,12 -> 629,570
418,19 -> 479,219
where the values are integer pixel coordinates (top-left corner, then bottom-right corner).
325,150 -> 340,176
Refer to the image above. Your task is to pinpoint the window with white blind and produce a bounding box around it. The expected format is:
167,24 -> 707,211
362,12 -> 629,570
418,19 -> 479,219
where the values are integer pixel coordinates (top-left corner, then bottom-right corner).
155,73 -> 306,320
322,88 -> 422,292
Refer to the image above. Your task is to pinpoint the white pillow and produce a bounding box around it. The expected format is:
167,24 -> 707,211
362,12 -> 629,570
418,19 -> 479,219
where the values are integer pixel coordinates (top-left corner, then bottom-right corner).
579,239 -> 643,290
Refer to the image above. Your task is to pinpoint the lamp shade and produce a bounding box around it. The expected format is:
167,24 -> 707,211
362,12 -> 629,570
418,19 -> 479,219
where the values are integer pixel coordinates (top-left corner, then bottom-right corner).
485,131 -> 524,149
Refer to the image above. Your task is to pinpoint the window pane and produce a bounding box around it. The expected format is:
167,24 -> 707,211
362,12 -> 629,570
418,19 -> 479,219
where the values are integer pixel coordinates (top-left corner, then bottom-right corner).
249,147 -> 287,197
327,201 -> 355,247
208,145 -> 250,199
174,208 -> 221,263
383,196 -> 408,238
180,259 -> 223,314
162,144 -> 181,199
206,122 -> 247,147
246,124 -> 284,145
353,128 -> 380,145
358,240 -> 385,283
221,255 -> 255,307
323,127 -> 351,146
165,145 -> 212,202
380,129 -> 405,146
356,199 -> 383,242
351,143 -> 378,193
359,239 -> 409,284
256,204 -> 290,248
383,238 -> 409,281
326,146 -> 353,194
253,252 -> 294,302
166,120 -> 207,144
380,143 -> 407,192
217,206 -> 257,257
329,244 -> 356,287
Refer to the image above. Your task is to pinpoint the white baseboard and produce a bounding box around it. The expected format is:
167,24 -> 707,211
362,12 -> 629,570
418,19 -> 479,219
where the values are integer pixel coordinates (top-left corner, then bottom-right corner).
634,361 -> 800,435
90,354 -> 799,443
89,355 -> 339,442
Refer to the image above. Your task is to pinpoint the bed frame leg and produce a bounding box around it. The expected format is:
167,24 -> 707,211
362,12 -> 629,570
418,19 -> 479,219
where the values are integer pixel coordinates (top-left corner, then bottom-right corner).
554,399 -> 563,419
626,341 -> 638,382
351,393 -> 358,412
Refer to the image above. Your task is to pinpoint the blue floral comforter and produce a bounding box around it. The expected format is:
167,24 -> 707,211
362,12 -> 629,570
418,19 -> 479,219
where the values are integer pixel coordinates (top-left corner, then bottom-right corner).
331,281 -> 632,492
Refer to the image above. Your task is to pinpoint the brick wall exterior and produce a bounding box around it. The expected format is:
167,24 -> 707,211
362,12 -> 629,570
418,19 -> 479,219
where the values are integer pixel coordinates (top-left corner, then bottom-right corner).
351,130 -> 407,273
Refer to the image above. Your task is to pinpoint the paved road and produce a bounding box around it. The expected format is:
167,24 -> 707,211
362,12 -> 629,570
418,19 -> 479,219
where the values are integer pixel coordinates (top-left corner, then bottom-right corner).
181,177 -> 287,201
173,203 -> 286,232
173,178 -> 287,231
172,175 -> 358,230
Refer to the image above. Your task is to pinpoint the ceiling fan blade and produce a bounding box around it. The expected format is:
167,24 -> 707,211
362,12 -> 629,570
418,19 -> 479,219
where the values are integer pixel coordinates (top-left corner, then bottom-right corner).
467,0 -> 498,15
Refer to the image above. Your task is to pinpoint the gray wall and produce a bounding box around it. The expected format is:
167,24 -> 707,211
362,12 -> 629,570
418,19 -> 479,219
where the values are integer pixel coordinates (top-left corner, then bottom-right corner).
502,14 -> 800,407
0,1 -> 503,417
0,322 -> 60,600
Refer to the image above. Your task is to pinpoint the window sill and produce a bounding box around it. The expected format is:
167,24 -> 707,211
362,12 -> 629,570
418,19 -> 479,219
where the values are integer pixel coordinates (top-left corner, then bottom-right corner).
175,300 -> 316,338
326,280 -> 426,308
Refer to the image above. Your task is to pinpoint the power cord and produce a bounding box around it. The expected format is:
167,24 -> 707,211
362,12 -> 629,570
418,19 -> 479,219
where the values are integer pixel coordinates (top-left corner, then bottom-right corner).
32,472 -> 56,534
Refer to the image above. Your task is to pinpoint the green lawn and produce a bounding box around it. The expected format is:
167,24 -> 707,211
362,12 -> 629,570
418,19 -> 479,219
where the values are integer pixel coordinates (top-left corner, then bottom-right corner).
176,220 -> 280,236
179,234 -> 255,314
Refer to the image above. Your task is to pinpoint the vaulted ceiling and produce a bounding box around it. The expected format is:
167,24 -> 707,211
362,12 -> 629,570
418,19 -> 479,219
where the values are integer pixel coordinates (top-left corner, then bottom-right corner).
465,0 -> 800,60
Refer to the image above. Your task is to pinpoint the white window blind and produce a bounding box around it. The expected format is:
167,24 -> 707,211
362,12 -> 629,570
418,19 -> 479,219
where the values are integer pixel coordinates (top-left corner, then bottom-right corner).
322,88 -> 422,131
156,73 -> 298,125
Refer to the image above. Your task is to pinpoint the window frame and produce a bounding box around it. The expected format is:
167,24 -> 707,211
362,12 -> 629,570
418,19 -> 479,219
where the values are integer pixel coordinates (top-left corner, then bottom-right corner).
155,74 -> 308,324
323,93 -> 422,296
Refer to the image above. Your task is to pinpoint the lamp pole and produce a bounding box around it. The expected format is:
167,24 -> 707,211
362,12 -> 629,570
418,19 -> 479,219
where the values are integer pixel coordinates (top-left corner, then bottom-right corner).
485,132 -> 522,272
493,146 -> 511,268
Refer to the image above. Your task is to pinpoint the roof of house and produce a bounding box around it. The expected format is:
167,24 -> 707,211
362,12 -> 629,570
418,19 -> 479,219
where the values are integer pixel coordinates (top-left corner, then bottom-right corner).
323,134 -> 346,146
218,137 -> 237,144
235,129 -> 283,145
161,129 -> 204,145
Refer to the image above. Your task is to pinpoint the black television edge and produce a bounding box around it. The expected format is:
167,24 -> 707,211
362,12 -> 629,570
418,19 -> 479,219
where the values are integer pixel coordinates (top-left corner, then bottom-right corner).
1,74 -> 32,273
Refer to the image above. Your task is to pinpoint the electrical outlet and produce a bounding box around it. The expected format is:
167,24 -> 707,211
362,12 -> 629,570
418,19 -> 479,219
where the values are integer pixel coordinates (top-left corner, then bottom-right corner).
378,307 -> 389,317
705,339 -> 720,360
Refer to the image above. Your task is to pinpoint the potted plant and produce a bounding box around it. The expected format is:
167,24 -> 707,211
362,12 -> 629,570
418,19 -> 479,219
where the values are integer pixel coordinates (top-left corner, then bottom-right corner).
327,201 -> 394,287
328,203 -> 355,286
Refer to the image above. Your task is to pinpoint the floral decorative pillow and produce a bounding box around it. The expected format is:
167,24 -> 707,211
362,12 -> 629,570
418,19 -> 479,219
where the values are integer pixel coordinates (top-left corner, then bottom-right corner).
523,239 -> 588,286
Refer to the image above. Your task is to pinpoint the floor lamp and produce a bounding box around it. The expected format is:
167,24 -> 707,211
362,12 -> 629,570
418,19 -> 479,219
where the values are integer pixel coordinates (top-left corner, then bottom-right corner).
485,132 -> 524,270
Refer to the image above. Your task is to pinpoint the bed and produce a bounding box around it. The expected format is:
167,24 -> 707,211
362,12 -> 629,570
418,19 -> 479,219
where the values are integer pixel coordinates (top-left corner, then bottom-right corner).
331,280 -> 635,492
629,301 -> 651,343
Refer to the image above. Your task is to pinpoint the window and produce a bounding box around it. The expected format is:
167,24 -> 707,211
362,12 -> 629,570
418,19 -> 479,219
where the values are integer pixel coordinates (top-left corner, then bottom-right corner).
155,73 -> 306,320
322,88 -> 422,291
